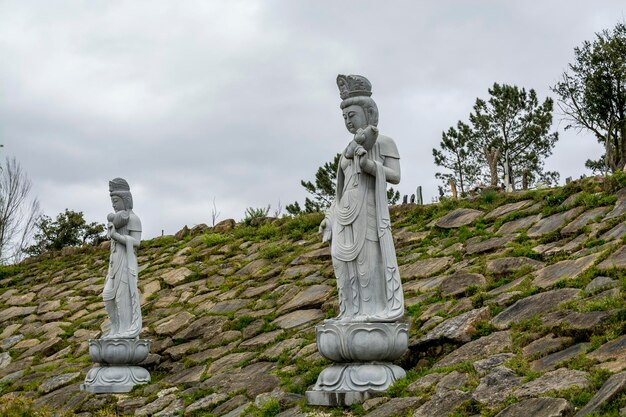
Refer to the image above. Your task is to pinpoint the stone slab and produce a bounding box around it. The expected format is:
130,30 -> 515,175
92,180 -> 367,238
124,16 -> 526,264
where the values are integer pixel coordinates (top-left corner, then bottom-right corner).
491,288 -> 580,329
485,200 -> 533,220
435,208 -> 483,228
495,397 -> 572,417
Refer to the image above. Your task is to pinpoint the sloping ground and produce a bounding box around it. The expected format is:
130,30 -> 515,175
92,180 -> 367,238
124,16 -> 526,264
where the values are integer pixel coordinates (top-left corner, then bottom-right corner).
2,176 -> 626,417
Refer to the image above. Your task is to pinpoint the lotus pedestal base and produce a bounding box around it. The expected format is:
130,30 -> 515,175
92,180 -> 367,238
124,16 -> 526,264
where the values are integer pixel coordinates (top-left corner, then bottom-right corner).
82,365 -> 150,393
306,363 -> 406,406
306,320 -> 409,406
81,338 -> 151,393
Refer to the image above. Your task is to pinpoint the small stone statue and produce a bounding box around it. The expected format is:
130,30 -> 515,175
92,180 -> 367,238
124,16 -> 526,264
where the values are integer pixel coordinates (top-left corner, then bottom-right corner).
81,178 -> 151,393
307,75 -> 408,406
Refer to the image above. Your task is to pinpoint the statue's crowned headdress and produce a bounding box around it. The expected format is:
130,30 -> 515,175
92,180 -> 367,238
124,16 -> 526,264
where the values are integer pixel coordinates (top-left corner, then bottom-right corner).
337,74 -> 372,100
109,177 -> 133,210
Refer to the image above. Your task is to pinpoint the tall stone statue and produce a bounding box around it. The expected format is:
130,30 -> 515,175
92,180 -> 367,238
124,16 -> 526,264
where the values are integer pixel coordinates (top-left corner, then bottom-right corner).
103,178 -> 142,339
81,178 -> 151,393
307,75 -> 409,406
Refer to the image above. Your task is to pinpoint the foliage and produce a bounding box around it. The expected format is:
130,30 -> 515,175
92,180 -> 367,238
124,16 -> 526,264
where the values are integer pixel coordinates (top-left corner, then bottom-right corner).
433,121 -> 482,194
202,232 -> 230,247
0,157 -> 40,264
243,205 -> 271,225
436,83 -> 559,192
470,83 -> 559,189
0,395 -> 73,417
26,209 -> 105,256
552,22 -> 626,172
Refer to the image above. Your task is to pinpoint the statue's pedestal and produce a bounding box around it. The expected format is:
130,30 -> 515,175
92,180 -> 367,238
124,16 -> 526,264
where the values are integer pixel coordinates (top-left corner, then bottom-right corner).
81,338 -> 151,393
306,320 -> 408,406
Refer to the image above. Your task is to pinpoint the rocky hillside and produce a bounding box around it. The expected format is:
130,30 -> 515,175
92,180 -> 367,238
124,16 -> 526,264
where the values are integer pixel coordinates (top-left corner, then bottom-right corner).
2,176 -> 626,417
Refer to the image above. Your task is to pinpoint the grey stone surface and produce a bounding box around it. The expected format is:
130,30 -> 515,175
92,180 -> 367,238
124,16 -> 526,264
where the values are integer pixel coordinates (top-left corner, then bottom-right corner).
485,200 -> 533,220
407,373 -> 443,392
588,334 -> 626,372
604,198 -> 626,220
473,353 -> 516,375
161,267 -> 193,285
415,307 -> 490,345
364,397 -> 423,417
272,309 -> 324,329
497,214 -> 541,235
522,334 -> 573,359
400,256 -> 453,279
601,222 -> 626,241
586,276 -> 618,294
514,368 -> 590,398
598,245 -> 626,270
541,310 -> 613,331
561,206 -> 610,235
276,284 -> 333,314
436,331 -> 512,368
40,372 -> 81,394
413,389 -> 471,417
466,235 -> 516,255
530,343 -> 590,371
0,352 -> 11,370
81,178 -> 150,393
439,273 -> 486,296
472,366 -> 522,405
526,207 -> 584,237
135,393 -> 177,416
531,253 -> 599,288
308,75 -> 408,405
495,397 -> 572,417
491,288 -> 580,329
184,393 -> 228,416
435,208 -> 483,228
435,370 -> 468,393
574,371 -> 626,417
486,257 -> 544,275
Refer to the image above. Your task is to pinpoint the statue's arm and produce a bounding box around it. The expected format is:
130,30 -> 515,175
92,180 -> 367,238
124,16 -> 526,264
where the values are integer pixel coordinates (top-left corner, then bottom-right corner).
360,156 -> 400,184
110,230 -> 141,248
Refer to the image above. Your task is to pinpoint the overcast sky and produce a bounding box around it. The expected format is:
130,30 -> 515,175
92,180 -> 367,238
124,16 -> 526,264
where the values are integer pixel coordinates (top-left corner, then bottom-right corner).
1,1 -> 625,238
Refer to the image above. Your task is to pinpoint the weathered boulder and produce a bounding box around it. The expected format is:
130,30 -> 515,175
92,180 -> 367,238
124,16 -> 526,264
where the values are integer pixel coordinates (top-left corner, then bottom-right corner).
486,257 -> 544,275
560,206 -> 610,235
472,366 -> 521,405
435,208 -> 483,228
573,371 -> 626,417
435,331 -> 512,368
495,397 -> 572,417
439,272 -> 486,296
415,307 -> 490,346
598,245 -> 626,270
526,207 -> 584,237
485,200 -> 533,220
531,253 -> 599,288
514,368 -> 590,398
466,235 -> 516,255
491,288 -> 580,329
276,285 -> 333,314
497,214 -> 541,235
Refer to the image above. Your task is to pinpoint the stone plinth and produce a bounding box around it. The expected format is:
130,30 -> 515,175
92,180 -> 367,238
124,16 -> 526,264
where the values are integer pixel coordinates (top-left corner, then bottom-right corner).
81,338 -> 151,393
306,321 -> 408,405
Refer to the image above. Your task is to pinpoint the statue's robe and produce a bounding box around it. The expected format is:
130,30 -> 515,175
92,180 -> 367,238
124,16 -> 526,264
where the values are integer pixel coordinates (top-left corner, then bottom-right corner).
103,211 -> 142,338
328,135 -> 404,321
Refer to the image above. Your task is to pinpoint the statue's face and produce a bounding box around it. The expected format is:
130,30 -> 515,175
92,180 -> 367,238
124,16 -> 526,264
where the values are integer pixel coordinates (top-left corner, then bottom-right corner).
342,105 -> 367,134
111,196 -> 125,212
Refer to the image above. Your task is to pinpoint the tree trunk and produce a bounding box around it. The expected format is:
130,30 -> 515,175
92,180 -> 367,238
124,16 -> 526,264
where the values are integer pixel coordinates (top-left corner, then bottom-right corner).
522,170 -> 529,190
484,147 -> 500,187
